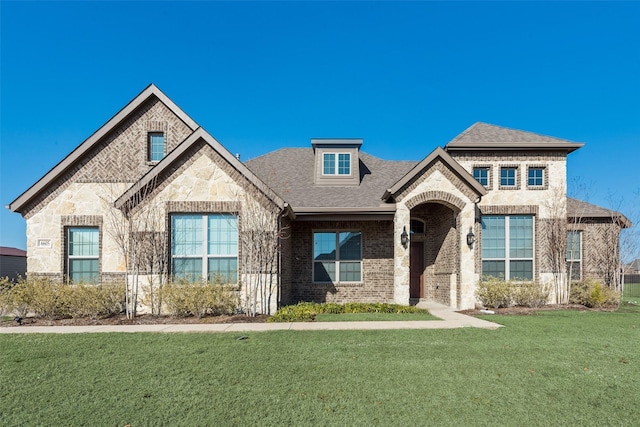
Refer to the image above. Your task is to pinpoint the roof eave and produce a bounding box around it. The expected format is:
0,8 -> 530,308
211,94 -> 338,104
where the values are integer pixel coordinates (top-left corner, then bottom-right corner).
445,142 -> 584,153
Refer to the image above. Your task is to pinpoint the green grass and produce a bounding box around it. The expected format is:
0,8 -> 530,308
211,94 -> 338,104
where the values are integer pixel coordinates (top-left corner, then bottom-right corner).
1,308 -> 639,426
623,282 -> 640,299
315,311 -> 439,322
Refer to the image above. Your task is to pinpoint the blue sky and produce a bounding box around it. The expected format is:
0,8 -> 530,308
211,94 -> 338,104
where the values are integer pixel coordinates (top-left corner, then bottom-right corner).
1,1 -> 639,252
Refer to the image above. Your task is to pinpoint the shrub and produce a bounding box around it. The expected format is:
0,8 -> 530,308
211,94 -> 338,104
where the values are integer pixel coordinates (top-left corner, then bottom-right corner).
476,276 -> 513,308
570,280 -> 620,308
268,302 -> 428,322
512,282 -> 551,308
64,282 -> 125,318
0,277 -> 125,319
161,280 -> 239,318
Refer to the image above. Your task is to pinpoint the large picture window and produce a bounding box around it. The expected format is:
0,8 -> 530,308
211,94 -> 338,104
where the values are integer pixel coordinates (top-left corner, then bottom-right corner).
481,215 -> 533,280
566,231 -> 581,281
313,231 -> 362,283
171,214 -> 238,283
67,227 -> 99,283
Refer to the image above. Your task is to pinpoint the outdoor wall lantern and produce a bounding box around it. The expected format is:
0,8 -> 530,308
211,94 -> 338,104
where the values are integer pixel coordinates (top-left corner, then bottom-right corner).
466,228 -> 476,248
401,226 -> 409,249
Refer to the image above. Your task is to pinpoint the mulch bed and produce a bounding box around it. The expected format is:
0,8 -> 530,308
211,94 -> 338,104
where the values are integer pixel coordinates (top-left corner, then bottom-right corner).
1,313 -> 269,327
458,304 -> 616,316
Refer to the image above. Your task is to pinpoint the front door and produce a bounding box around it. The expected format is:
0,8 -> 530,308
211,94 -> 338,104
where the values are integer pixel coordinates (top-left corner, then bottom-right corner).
409,241 -> 424,299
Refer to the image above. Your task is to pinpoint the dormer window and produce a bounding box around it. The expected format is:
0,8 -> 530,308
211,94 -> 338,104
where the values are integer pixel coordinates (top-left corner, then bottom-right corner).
148,132 -> 165,162
323,153 -> 351,176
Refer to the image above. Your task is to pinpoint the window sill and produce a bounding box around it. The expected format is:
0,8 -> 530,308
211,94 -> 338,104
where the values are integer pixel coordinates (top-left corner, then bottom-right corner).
313,282 -> 363,288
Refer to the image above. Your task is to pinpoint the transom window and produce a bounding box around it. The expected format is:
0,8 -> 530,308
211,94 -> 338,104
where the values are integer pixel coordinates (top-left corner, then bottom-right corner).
322,153 -> 351,176
481,215 -> 534,280
410,219 -> 425,234
313,231 -> 362,283
500,167 -> 517,187
171,214 -> 238,283
528,167 -> 544,187
566,231 -> 581,281
148,132 -> 165,162
473,167 -> 490,187
67,227 -> 99,283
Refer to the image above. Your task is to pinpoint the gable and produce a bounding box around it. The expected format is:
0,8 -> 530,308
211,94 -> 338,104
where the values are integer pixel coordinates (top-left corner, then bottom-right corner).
114,128 -> 286,215
9,84 -> 198,218
384,147 -> 486,203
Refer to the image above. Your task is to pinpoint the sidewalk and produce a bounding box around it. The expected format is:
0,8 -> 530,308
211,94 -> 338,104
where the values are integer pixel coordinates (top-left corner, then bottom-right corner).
0,302 -> 502,334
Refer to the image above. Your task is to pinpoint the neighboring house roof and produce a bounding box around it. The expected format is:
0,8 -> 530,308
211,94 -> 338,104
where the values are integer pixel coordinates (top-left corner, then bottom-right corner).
628,259 -> 640,271
9,83 -> 199,214
567,197 -> 632,228
246,148 -> 416,214
383,146 -> 487,202
444,122 -> 584,153
0,247 -> 27,257
114,127 -> 288,212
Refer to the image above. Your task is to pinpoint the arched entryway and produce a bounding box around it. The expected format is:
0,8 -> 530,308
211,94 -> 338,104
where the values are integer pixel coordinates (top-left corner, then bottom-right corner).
408,202 -> 460,306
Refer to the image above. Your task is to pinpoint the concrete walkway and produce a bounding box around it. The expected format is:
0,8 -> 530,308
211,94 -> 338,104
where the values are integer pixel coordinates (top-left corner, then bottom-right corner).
0,301 -> 502,334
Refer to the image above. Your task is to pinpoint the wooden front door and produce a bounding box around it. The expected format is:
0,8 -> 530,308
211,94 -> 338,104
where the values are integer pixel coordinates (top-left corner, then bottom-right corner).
409,241 -> 424,299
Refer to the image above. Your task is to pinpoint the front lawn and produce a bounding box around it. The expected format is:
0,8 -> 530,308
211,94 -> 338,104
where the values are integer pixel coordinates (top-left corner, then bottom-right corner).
1,308 -> 638,426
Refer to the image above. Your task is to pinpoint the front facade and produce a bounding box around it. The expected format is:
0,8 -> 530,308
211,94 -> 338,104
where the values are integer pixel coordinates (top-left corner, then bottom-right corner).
8,85 -> 630,312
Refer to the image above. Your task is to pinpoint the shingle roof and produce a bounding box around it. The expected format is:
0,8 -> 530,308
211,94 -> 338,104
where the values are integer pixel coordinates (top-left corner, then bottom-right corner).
245,148 -> 416,212
567,197 -> 631,228
445,122 -> 583,152
0,247 -> 27,257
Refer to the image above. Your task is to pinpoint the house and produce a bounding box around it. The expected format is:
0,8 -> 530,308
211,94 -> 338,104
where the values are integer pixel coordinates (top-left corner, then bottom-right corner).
0,247 -> 27,282
7,84 -> 631,313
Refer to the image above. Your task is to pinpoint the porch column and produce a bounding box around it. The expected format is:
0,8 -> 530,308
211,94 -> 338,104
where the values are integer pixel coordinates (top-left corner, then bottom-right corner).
394,204 -> 410,305
459,203 -> 478,310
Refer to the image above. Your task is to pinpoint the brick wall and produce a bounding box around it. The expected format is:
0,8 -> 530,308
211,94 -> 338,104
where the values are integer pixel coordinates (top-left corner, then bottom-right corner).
287,220 -> 395,304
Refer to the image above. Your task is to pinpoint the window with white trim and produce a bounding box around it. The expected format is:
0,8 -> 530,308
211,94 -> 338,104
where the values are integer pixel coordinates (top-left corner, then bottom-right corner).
171,214 -> 238,283
500,167 -> 517,187
473,167 -> 490,187
481,215 -> 534,280
528,167 -> 544,187
67,227 -> 99,283
313,231 -> 362,283
148,132 -> 165,162
566,231 -> 581,281
322,153 -> 351,176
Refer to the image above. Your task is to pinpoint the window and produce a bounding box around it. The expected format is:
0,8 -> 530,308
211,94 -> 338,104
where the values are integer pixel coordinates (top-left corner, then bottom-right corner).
473,167 -> 489,187
322,153 -> 351,176
410,219 -> 425,234
148,132 -> 165,162
481,215 -> 533,280
500,167 -> 517,187
528,167 -> 544,187
67,227 -> 99,283
566,231 -> 581,281
171,214 -> 238,283
313,231 -> 362,283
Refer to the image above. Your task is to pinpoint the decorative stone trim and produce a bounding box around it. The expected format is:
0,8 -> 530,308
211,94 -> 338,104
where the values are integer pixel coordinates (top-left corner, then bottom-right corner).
405,191 -> 466,212
450,151 -> 566,162
395,160 -> 480,203
479,205 -> 539,215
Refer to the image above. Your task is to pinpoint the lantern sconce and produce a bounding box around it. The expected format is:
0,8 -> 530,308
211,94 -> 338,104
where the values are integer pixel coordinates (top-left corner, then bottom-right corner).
466,228 -> 476,248
401,226 -> 409,249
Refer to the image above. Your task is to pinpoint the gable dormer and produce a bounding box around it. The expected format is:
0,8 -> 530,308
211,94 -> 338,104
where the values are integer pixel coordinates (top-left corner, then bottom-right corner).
312,138 -> 362,186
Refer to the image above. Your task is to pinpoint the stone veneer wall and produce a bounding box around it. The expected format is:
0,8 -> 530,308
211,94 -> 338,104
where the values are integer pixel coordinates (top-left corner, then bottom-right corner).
288,220 -> 395,304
